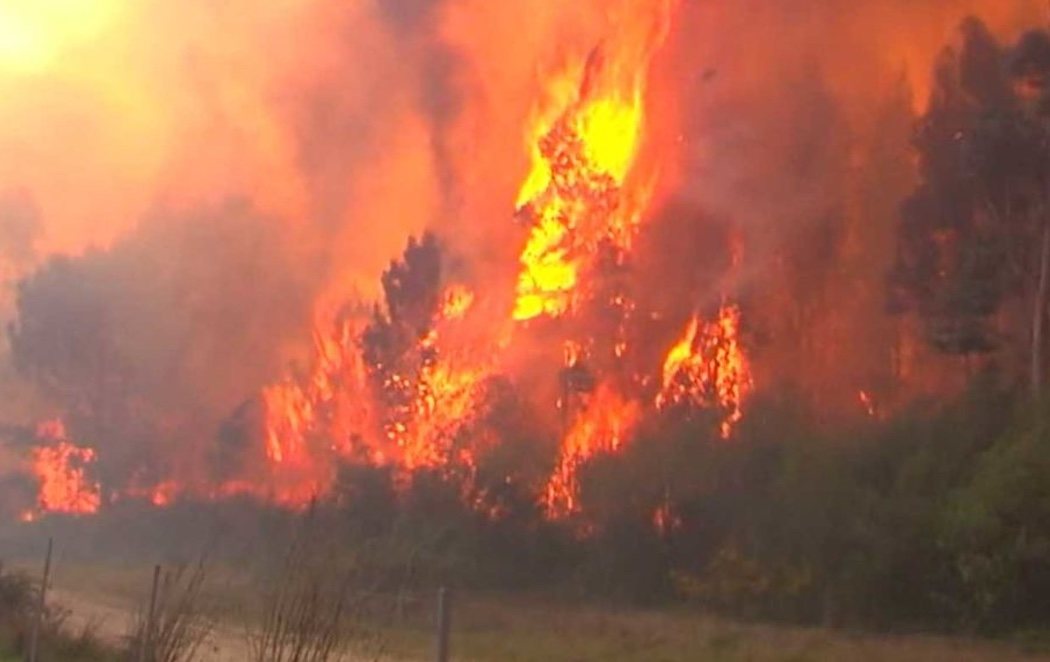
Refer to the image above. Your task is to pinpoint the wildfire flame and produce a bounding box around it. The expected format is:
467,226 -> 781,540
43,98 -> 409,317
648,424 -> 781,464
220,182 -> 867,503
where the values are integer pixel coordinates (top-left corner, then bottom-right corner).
653,498 -> 683,537
859,390 -> 878,418
657,305 -> 753,438
256,283 -> 488,502
545,384 -> 641,517
384,352 -> 488,472
515,1 -> 680,519
442,285 -> 476,321
256,316 -> 375,505
512,5 -> 671,322
25,420 -> 101,518
15,0 -> 759,528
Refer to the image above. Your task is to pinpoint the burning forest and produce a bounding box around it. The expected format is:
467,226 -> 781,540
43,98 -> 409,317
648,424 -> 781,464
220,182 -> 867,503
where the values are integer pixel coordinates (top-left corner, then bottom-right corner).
3,0 -> 757,522
6,0 -> 1050,635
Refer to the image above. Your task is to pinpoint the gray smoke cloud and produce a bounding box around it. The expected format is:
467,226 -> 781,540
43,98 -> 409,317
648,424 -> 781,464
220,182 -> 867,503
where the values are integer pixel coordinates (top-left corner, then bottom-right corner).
378,0 -> 466,216
8,200 -> 314,484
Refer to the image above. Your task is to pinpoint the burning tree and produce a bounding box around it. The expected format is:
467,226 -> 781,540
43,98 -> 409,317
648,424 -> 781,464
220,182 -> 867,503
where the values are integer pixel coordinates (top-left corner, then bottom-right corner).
5,0 -> 758,528
362,232 -> 445,453
255,230 -> 493,504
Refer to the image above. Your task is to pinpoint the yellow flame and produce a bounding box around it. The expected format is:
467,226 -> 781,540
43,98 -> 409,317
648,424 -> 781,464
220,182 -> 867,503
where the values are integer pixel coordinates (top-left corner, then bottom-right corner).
442,285 -> 476,321
512,3 -> 671,323
577,92 -> 644,181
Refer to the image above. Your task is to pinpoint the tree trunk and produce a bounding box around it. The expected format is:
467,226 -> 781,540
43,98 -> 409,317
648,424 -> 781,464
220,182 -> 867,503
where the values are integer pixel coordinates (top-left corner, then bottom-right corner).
1032,221 -> 1050,397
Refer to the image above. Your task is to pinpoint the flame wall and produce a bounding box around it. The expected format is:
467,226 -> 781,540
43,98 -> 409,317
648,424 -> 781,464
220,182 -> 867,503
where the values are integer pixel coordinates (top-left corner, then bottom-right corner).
0,0 -> 1046,514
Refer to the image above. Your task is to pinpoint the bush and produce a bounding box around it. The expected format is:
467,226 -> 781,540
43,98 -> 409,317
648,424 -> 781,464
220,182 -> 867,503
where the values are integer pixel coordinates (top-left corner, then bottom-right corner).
0,564 -> 116,661
127,561 -> 213,662
938,410 -> 1050,632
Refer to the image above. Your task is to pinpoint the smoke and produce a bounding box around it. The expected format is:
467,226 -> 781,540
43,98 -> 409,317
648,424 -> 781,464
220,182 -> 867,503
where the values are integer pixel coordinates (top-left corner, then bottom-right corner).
377,0 -> 466,214
0,190 -> 40,315
0,191 -> 39,266
0,0 -> 476,306
0,0 -> 616,494
7,201 -> 314,485
639,0 -> 1047,412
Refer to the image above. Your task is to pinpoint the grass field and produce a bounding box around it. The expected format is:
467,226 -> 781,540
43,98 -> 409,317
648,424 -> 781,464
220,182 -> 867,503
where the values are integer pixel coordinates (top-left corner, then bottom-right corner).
10,559 -> 1046,662
0,550 -> 1042,662
373,596 -> 1050,662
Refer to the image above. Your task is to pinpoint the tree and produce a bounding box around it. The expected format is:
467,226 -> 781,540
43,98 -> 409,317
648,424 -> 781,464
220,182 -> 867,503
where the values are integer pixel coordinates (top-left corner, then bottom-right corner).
8,254 -> 132,429
361,232 -> 443,400
1007,31 -> 1050,393
890,22 -> 1050,393
358,232 -> 447,455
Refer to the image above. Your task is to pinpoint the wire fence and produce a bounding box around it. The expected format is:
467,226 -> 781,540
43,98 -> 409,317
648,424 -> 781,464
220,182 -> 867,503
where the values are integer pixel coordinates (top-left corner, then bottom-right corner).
4,538 -> 456,662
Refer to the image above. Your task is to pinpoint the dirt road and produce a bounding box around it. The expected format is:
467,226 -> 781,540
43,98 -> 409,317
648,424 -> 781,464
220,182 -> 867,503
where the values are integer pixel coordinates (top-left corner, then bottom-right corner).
53,588 -> 252,661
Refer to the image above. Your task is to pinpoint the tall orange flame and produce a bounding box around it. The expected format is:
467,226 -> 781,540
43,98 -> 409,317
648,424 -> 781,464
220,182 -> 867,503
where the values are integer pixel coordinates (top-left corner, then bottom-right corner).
257,284 -> 487,504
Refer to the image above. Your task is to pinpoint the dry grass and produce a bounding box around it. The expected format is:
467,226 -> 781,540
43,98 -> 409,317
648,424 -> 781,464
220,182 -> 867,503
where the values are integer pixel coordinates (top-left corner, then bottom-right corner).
127,561 -> 213,662
246,510 -> 386,662
371,595 -> 1050,662
0,562 -> 117,661
15,558 -> 1050,661
247,551 -> 349,661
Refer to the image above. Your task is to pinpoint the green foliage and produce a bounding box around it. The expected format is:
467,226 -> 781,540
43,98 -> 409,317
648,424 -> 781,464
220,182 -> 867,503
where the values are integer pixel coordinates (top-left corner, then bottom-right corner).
0,565 -> 117,661
0,570 -> 34,648
314,376 -> 1050,634
938,407 -> 1050,631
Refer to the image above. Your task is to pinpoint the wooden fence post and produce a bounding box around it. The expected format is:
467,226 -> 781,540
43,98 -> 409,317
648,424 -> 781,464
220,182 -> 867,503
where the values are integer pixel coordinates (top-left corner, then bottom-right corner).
138,564 -> 162,662
26,537 -> 52,662
434,587 -> 451,662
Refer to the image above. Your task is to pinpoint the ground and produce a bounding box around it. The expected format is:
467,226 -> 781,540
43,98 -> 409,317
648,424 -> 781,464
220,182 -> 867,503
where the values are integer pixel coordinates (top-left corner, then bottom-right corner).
10,560 -> 1049,662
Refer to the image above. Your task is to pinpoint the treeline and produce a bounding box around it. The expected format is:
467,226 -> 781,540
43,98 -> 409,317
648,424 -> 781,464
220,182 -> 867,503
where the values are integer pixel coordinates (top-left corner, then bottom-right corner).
285,377 -> 1042,634
15,15 -> 1050,640
890,21 -> 1050,393
19,377 -> 1049,634
305,19 -> 1050,634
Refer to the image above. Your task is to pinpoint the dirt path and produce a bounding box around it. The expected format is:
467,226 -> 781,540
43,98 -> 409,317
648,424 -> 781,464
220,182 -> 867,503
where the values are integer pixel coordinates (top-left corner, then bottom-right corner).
50,585 -> 403,662
52,589 -> 252,661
